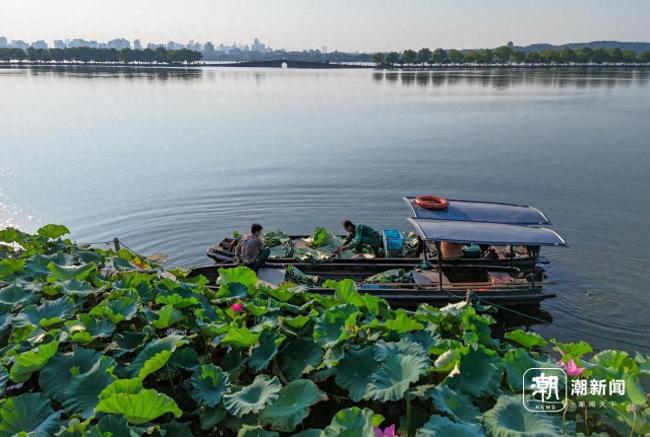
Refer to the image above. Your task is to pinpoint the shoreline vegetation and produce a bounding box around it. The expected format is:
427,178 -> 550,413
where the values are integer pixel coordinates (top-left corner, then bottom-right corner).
0,225 -> 649,436
2,45 -> 650,69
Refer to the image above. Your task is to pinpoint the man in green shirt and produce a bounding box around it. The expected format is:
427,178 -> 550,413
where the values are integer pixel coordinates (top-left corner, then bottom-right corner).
334,220 -> 383,257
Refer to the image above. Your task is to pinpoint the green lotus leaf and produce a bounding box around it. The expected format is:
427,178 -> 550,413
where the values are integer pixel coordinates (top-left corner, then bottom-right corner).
383,308 -> 424,333
219,266 -> 258,287
0,392 -> 62,437
261,379 -> 328,432
59,279 -> 98,297
504,329 -> 547,349
635,352 -> 650,375
249,331 -> 285,372
0,258 -> 25,280
291,430 -> 322,437
277,337 -> 323,381
25,253 -> 69,279
415,414 -> 484,437
482,395 -> 563,437
374,339 -> 427,361
151,304 -> 184,329
325,278 -> 365,307
221,325 -> 260,348
90,296 -> 139,323
47,261 -> 96,282
127,334 -> 188,377
66,314 -> 115,344
429,385 -> 481,423
168,346 -> 200,371
59,359 -> 117,418
283,313 -> 313,329
335,346 -> 378,401
502,348 -> 555,392
200,404 -> 227,430
0,313 -> 11,335
447,346 -> 502,397
365,353 -> 430,401
95,388 -> 182,425
40,347 -> 116,401
0,282 -> 40,306
37,224 -> 70,239
9,340 -> 59,382
99,377 -> 144,399
191,364 -> 229,407
237,426 -> 279,437
223,374 -> 282,417
592,350 -> 638,374
322,407 -> 379,437
552,340 -> 592,361
14,296 -> 75,328
86,414 -> 133,437
313,304 -> 358,348
155,293 -> 200,308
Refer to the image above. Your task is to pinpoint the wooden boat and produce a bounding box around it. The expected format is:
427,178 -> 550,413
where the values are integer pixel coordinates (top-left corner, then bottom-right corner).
192,197 -> 567,307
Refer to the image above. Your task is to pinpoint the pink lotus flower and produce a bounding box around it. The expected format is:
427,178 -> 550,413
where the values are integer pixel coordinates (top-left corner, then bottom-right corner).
230,303 -> 244,313
559,358 -> 585,377
374,424 -> 397,437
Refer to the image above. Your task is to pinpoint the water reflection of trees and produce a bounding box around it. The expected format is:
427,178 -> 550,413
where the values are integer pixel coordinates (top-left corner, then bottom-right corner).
18,65 -> 203,81
371,69 -> 650,89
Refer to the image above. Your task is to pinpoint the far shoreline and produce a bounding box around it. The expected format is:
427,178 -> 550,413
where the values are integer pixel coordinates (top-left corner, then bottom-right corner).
2,60 -> 650,70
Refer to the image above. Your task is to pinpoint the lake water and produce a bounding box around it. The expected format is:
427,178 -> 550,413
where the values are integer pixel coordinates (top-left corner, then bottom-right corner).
1,65 -> 649,353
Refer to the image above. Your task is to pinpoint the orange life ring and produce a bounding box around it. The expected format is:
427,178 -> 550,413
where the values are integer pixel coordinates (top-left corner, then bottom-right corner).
415,194 -> 449,210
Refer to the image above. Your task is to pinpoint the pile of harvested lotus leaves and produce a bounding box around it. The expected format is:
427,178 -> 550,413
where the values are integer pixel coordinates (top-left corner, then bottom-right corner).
364,268 -> 414,284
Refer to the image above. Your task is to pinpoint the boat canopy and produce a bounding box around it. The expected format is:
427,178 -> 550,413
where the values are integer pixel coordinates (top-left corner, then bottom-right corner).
403,197 -> 550,225
408,218 -> 567,246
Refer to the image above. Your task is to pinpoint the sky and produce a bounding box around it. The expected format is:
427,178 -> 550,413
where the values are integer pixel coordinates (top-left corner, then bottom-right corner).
1,0 -> 650,51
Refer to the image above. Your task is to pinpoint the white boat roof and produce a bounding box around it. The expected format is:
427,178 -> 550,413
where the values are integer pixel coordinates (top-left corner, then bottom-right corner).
408,218 -> 567,246
403,197 -> 550,225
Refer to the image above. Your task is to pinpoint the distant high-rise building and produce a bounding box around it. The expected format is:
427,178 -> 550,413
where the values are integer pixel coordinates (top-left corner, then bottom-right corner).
107,38 -> 130,50
251,38 -> 265,53
31,40 -> 48,49
147,42 -> 164,50
204,41 -> 215,52
69,39 -> 97,48
166,41 -> 184,50
133,39 -> 142,50
53,40 -> 66,49
10,40 -> 29,50
0,36 -> 7,48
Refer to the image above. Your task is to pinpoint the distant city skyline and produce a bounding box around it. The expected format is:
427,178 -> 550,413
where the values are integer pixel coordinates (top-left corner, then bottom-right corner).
1,0 -> 649,52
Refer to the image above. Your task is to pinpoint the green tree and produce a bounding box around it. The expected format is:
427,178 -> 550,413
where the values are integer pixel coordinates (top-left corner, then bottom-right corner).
477,49 -> 493,64
639,51 -> 650,63
621,50 -> 637,63
464,50 -> 479,64
511,51 -> 526,64
592,48 -> 610,64
401,49 -> 417,65
525,51 -> 541,64
385,51 -> 400,66
431,48 -> 448,64
494,45 -> 513,64
559,48 -> 577,64
447,49 -> 465,64
575,47 -> 593,64
607,48 -> 623,63
540,49 -> 559,64
416,48 -> 432,64
372,52 -> 385,65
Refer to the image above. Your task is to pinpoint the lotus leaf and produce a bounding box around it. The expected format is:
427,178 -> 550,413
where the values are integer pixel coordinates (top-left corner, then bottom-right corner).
14,296 -> 75,328
0,281 -> 40,306
47,261 -> 95,282
99,377 -> 144,398
447,346 -> 502,397
482,395 -> 563,437
322,407 -> 379,437
502,348 -> 555,392
66,314 -> 115,344
429,384 -> 481,423
0,392 -> 62,437
223,374 -> 282,417
277,337 -> 323,381
37,224 -> 70,239
95,388 -> 182,425
313,303 -> 358,348
191,364 -> 229,407
504,328 -> 547,349
365,352 -> 429,401
9,340 -> 59,382
261,379 -> 328,431
249,331 -> 284,372
0,258 -> 25,280
238,426 -> 279,437
221,325 -> 261,348
415,414 -> 484,437
151,304 -> 184,329
335,346 -> 379,401
127,334 -> 187,377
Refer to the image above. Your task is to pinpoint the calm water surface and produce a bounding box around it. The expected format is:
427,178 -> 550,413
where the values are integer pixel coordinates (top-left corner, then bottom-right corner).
1,65 -> 649,352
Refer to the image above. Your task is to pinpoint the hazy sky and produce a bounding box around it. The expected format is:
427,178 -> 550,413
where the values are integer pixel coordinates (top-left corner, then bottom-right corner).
2,0 -> 650,51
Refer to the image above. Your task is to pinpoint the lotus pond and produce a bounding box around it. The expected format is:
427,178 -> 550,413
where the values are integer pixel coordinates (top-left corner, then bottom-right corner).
0,225 -> 648,436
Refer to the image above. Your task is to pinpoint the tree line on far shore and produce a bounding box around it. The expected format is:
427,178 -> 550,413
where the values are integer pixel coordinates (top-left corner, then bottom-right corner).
0,47 -> 203,64
373,46 -> 650,66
